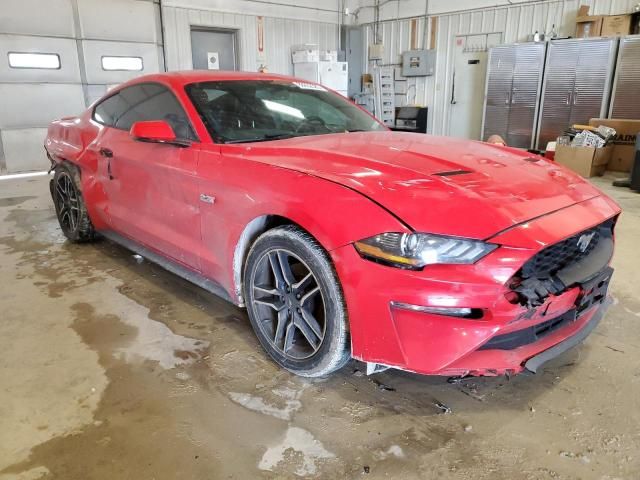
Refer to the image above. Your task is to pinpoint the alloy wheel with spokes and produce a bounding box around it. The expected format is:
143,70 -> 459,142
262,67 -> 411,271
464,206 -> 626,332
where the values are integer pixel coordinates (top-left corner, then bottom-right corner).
55,171 -> 81,233
244,226 -> 350,377
51,164 -> 96,242
252,249 -> 326,360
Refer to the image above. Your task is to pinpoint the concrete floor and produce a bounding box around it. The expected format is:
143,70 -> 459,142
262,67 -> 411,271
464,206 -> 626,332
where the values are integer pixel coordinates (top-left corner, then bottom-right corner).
0,173 -> 639,480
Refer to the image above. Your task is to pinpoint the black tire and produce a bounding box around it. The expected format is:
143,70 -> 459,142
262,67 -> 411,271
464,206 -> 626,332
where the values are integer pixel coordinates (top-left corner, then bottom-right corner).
244,225 -> 350,377
52,164 -> 96,243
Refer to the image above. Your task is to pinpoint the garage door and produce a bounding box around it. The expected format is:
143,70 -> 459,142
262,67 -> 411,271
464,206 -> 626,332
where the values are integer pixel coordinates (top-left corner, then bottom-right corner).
0,0 -> 164,175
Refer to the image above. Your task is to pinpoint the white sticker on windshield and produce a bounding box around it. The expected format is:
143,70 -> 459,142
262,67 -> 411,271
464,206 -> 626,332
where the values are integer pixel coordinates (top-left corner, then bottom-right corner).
293,82 -> 327,91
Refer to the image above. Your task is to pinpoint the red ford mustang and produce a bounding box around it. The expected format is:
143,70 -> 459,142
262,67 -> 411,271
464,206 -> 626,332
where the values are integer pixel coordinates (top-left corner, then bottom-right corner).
45,71 -> 620,378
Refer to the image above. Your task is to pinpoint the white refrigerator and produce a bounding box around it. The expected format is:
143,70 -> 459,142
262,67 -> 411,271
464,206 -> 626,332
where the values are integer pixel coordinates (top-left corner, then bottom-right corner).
293,61 -> 348,97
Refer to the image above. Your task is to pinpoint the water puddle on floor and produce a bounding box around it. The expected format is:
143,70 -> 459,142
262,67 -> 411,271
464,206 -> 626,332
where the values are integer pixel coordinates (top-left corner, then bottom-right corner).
228,383 -> 307,421
113,305 -> 209,370
258,425 -> 335,476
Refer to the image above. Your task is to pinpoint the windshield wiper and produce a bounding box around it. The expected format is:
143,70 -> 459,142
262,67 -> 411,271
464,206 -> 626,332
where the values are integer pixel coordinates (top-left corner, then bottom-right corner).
224,133 -> 296,144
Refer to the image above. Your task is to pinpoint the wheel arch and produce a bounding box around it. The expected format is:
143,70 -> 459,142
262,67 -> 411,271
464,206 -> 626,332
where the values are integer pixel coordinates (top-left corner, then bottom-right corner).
232,214 -> 314,306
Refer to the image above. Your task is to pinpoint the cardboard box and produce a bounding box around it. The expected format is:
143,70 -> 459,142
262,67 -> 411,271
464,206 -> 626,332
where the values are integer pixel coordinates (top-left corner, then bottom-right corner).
601,14 -> 632,36
555,145 -> 612,177
589,118 -> 640,172
576,15 -> 604,37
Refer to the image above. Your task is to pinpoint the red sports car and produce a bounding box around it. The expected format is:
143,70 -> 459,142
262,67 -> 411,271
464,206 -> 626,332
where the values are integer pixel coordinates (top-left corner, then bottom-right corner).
45,71 -> 620,378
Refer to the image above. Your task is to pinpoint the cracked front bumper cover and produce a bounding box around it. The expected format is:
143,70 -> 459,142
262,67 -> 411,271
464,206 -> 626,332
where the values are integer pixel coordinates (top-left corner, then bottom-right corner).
524,297 -> 611,373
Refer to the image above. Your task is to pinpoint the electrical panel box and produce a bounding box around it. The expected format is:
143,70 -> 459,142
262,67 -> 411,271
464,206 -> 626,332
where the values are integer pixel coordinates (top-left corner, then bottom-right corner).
369,43 -> 385,60
401,49 -> 436,77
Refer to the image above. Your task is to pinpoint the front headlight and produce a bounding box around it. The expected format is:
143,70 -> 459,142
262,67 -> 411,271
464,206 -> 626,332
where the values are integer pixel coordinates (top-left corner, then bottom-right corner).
354,232 -> 497,269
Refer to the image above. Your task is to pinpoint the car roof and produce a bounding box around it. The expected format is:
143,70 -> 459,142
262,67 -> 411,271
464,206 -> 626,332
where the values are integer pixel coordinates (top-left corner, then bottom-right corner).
117,70 -> 304,90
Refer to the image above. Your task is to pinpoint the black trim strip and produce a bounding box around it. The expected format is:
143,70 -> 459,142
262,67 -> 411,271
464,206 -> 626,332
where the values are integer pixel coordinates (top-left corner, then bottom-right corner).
100,230 -> 235,305
524,299 -> 610,373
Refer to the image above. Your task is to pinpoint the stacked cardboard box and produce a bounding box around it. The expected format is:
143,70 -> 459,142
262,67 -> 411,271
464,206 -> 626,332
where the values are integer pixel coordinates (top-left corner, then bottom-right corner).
575,5 -> 632,38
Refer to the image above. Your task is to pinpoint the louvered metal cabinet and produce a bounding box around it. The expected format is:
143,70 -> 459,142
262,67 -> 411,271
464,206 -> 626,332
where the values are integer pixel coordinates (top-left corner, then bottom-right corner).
610,35 -> 640,119
536,38 -> 617,150
481,42 -> 546,149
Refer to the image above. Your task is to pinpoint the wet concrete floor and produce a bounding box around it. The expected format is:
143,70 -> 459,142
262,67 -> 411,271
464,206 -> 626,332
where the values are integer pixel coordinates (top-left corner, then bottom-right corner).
0,174 -> 639,479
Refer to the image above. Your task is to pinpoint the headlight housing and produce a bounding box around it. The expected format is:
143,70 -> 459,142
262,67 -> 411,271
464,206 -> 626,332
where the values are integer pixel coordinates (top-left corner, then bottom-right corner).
354,232 -> 497,269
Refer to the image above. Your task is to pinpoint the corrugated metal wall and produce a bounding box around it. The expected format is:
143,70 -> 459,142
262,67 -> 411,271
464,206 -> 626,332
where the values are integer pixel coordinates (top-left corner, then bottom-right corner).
0,0 -> 163,174
362,0 -> 638,135
162,5 -> 339,75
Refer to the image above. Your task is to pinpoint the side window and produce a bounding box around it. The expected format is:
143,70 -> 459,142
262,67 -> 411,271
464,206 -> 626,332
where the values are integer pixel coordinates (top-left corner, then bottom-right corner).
114,84 -> 197,140
93,93 -> 128,127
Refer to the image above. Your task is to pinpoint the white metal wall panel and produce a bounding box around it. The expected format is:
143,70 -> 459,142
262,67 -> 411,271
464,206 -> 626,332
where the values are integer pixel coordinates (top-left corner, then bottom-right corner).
0,0 -> 75,37
85,84 -> 109,106
162,5 -> 339,75
162,0 -> 341,24
81,40 -> 160,84
0,0 -> 164,173
0,34 -> 81,83
1,128 -> 50,173
362,0 -> 638,135
264,17 -> 338,75
0,84 -> 86,129
77,0 -> 159,43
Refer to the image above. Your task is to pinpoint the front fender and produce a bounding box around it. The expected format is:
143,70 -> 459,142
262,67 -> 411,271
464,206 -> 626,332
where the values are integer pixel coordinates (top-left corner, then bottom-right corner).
197,152 -> 410,302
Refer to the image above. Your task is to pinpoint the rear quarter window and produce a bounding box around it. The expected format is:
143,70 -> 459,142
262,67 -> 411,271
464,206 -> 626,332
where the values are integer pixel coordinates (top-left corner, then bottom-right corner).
93,83 -> 197,141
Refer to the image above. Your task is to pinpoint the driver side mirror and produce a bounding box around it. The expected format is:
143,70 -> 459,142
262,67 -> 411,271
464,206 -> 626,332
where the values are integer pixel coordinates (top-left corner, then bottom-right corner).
129,121 -> 190,147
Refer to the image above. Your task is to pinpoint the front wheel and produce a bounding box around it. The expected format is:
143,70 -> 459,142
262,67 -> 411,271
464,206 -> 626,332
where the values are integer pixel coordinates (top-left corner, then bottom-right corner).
244,226 -> 350,377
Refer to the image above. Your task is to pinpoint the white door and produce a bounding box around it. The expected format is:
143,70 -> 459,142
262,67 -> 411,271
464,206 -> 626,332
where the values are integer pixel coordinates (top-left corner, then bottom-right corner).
448,35 -> 494,140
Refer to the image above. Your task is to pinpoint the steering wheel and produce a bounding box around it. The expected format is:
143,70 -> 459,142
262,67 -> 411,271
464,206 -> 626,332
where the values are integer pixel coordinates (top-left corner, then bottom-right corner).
295,115 -> 329,134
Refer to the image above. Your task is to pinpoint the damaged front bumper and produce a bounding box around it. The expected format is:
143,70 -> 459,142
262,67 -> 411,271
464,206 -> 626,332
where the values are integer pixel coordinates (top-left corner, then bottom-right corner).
524,297 -> 610,373
330,195 -> 620,377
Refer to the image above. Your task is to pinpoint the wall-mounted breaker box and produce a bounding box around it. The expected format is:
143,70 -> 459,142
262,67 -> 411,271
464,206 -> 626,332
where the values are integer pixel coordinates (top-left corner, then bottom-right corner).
401,49 -> 436,76
369,43 -> 385,60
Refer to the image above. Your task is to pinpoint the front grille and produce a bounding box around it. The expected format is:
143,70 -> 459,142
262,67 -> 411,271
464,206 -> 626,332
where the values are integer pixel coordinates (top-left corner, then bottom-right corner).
510,218 -> 615,307
520,219 -> 613,279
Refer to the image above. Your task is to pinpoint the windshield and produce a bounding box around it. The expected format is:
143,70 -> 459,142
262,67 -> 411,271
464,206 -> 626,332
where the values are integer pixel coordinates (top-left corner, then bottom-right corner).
184,80 -> 385,143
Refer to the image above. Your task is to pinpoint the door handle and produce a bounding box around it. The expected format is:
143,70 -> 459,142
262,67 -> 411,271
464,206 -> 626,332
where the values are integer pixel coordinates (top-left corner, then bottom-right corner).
566,91 -> 572,105
573,90 -> 578,105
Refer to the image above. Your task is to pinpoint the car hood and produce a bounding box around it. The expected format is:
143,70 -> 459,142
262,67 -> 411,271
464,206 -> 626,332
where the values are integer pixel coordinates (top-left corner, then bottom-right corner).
225,132 -> 602,239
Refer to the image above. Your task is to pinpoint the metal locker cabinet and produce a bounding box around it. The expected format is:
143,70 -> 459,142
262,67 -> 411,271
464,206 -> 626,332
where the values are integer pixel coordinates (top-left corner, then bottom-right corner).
610,36 -> 640,119
536,38 -> 617,149
507,42 -> 546,149
536,40 -> 580,150
481,42 -> 545,149
482,45 -> 515,144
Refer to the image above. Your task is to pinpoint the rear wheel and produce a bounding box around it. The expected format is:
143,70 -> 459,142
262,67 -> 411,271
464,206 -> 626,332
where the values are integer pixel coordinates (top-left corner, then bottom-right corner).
244,226 -> 350,377
52,165 -> 96,242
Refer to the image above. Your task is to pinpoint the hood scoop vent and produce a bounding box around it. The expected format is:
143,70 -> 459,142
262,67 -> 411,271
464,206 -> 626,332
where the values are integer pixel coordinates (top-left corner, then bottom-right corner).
433,169 -> 473,177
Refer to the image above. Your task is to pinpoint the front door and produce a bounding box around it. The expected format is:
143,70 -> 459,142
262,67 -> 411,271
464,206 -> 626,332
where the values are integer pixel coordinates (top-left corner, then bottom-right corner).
92,83 -> 203,271
191,28 -> 238,71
